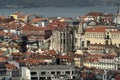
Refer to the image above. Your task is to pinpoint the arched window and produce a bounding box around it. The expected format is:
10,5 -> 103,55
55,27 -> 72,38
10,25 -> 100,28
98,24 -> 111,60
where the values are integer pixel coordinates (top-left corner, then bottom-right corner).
87,41 -> 90,46
105,40 -> 109,45
106,35 -> 110,39
81,41 -> 84,47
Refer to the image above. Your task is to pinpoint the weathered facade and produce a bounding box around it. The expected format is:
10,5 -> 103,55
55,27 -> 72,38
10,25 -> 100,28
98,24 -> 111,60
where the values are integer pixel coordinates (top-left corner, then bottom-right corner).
50,29 -> 74,53
30,65 -> 77,80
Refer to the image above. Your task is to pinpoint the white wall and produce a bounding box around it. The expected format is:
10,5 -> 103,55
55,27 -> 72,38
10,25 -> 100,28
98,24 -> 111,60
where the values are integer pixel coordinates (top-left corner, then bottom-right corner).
21,67 -> 31,80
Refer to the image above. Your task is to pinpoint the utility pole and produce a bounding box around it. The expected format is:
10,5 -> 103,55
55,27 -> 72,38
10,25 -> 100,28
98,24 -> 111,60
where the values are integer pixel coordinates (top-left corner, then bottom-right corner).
114,3 -> 120,26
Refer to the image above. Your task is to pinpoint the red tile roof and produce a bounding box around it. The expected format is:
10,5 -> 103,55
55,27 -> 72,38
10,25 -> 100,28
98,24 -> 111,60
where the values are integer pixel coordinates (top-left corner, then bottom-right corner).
31,18 -> 48,23
0,56 -> 8,62
0,31 -> 12,36
48,50 -> 57,56
25,51 -> 32,55
59,55 -> 73,63
12,12 -> 23,15
86,57 -> 99,62
21,24 -> 51,31
5,64 -> 17,70
85,26 -> 106,32
86,12 -> 104,16
32,54 -> 53,60
0,50 -> 4,55
48,19 -> 68,30
74,54 -> 82,58
0,22 -> 21,30
101,54 -> 116,59
18,59 -> 47,65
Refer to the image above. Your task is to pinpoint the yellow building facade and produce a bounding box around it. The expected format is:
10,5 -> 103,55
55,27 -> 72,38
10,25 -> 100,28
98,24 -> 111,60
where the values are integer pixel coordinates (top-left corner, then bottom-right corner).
81,26 -> 120,48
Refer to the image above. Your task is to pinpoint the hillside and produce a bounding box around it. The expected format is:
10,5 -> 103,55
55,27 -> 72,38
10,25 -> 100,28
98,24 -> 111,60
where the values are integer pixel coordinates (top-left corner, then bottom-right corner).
0,0 -> 120,8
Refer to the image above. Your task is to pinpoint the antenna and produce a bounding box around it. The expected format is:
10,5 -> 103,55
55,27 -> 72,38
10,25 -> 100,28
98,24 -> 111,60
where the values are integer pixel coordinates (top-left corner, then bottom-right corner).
114,3 -> 120,26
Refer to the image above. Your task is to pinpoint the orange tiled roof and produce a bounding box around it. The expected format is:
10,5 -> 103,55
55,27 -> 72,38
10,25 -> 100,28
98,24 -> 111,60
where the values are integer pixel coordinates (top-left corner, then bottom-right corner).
48,50 -> 57,56
32,54 -> 53,60
12,35 -> 19,40
31,18 -> 41,23
5,64 -> 17,70
0,22 -> 20,30
48,19 -> 67,29
21,24 -> 51,31
12,12 -> 23,16
0,50 -> 4,55
86,57 -> 99,62
0,56 -> 8,62
86,12 -> 104,16
85,26 -> 106,32
18,59 -> 46,65
101,54 -> 116,59
0,31 -> 12,36
0,16 -> 6,19
59,55 -> 73,63
25,51 -> 32,55
31,18 -> 48,23
59,55 -> 72,59
89,54 -> 102,57
74,54 -> 82,58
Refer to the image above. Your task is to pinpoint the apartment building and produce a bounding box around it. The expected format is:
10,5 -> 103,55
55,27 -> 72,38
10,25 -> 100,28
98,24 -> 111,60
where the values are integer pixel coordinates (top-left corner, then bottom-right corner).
29,65 -> 77,80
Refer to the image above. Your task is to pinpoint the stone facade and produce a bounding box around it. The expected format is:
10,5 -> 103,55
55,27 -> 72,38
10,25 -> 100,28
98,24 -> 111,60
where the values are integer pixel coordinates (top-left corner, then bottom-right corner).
50,29 -> 74,53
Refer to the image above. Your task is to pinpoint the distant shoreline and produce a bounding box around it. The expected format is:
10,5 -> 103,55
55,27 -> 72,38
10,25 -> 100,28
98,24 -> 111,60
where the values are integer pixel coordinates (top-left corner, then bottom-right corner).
0,6 -> 116,18
0,5 -> 114,9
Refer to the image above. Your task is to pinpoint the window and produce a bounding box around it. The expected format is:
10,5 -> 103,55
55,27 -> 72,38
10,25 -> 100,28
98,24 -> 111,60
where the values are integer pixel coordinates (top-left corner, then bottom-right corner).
65,71 -> 70,74
47,77 -> 51,80
63,33 -> 65,37
41,72 -> 46,75
39,77 -> 46,80
57,71 -> 61,75
106,35 -> 109,39
61,32 -> 63,35
31,72 -> 37,75
87,41 -> 90,46
72,71 -> 74,74
73,76 -> 76,79
64,39 -> 65,44
105,40 -> 109,45
81,41 -> 84,47
60,39 -> 62,43
31,77 -> 38,80
51,71 -> 55,74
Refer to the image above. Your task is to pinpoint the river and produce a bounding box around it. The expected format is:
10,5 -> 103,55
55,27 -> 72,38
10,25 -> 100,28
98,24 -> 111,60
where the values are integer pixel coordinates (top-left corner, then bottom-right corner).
0,6 -> 117,18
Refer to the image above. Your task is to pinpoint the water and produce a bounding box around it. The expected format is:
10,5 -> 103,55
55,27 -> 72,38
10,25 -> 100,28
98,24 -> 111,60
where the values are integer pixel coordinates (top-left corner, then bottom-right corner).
0,6 -> 117,18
